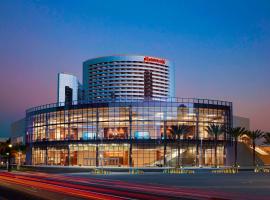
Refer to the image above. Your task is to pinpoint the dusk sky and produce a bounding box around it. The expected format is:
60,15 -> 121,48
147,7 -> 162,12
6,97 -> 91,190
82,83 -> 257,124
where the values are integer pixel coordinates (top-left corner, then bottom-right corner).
0,0 -> 270,137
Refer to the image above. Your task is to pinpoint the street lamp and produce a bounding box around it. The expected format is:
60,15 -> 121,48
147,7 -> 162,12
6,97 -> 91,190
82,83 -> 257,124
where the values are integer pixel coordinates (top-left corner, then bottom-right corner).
7,144 -> 12,171
199,137 -> 203,168
18,150 -> 22,170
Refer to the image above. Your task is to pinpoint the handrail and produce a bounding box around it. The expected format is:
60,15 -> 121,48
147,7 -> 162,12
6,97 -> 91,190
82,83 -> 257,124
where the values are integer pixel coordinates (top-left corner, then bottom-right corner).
26,97 -> 232,114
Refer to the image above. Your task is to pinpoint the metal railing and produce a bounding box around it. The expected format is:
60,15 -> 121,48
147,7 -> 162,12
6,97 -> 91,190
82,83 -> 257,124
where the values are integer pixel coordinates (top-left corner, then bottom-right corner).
26,97 -> 232,114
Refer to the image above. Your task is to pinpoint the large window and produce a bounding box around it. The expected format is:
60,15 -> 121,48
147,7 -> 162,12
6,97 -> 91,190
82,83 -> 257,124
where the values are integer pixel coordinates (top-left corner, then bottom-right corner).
27,99 -> 232,167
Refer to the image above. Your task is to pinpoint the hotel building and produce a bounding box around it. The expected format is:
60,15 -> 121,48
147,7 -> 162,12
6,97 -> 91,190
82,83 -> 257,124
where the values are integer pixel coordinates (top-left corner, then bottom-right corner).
83,55 -> 175,101
25,55 -> 232,167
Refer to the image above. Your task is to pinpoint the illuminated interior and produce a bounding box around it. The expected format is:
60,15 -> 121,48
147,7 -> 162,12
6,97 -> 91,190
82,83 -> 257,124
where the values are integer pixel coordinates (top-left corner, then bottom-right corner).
27,99 -> 232,167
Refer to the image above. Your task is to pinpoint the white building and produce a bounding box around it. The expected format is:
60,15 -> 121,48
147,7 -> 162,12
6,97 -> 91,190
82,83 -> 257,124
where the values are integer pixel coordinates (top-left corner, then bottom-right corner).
57,73 -> 81,105
83,55 -> 175,101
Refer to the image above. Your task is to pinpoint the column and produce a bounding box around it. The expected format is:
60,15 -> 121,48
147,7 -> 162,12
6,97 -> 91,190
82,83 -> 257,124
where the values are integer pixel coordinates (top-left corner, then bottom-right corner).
163,120 -> 167,167
129,105 -> 133,168
95,108 -> 99,167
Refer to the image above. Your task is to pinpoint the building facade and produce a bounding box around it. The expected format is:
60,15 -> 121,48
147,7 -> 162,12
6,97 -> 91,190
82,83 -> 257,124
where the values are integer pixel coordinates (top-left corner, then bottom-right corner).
83,55 -> 175,101
26,98 -> 232,167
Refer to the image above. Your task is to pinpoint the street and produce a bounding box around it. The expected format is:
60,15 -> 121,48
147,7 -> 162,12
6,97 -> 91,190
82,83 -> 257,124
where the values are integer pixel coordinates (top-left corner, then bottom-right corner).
0,171 -> 270,200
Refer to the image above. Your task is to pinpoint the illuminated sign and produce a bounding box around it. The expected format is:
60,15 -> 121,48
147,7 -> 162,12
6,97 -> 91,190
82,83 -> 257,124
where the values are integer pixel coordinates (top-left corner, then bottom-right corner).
82,132 -> 96,140
134,131 -> 150,139
144,56 -> 166,65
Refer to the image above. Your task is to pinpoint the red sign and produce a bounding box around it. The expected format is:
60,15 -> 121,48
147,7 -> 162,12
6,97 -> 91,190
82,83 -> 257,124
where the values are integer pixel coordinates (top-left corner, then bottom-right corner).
144,56 -> 166,65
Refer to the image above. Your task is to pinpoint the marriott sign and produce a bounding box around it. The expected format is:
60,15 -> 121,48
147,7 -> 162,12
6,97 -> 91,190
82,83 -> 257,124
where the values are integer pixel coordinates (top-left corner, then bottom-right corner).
144,56 -> 166,65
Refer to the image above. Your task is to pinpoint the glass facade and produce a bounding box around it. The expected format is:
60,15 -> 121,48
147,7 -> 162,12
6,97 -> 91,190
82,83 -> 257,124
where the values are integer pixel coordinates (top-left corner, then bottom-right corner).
26,98 -> 232,167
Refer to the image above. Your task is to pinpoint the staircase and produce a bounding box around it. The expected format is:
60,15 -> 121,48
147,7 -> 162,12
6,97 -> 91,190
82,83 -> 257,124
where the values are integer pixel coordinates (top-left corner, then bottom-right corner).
150,149 -> 187,167
226,142 -> 264,166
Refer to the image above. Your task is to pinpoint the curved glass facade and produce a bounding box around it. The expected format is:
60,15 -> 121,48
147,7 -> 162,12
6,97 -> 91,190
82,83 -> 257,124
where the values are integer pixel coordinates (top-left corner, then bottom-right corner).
26,98 -> 232,167
83,55 -> 175,101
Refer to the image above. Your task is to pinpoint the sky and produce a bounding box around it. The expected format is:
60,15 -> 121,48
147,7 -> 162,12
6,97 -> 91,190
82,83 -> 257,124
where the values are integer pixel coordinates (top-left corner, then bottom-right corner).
0,0 -> 270,137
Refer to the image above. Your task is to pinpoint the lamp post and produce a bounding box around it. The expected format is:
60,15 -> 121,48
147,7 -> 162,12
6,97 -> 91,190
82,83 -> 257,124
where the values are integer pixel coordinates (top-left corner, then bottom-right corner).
7,144 -> 12,172
17,150 -> 21,170
6,152 -> 9,171
199,137 -> 203,168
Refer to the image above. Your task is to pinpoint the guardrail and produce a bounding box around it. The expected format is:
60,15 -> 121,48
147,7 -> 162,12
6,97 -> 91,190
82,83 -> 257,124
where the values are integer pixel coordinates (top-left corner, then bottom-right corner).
26,97 -> 232,114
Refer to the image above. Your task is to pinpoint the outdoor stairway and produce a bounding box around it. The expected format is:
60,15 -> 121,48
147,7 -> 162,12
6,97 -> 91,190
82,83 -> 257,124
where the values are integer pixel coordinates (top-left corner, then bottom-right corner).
150,149 -> 187,167
238,142 -> 264,166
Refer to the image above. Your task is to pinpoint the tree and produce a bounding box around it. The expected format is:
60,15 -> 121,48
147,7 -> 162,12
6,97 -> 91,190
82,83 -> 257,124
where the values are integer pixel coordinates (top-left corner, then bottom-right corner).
170,124 -> 190,168
0,138 -> 13,170
0,138 -> 11,157
205,124 -> 224,167
12,144 -> 26,154
227,127 -> 247,167
246,130 -> 264,167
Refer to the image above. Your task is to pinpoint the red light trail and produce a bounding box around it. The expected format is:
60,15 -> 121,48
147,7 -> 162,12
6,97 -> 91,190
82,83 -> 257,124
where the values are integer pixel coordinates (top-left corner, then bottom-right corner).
0,172 -> 267,200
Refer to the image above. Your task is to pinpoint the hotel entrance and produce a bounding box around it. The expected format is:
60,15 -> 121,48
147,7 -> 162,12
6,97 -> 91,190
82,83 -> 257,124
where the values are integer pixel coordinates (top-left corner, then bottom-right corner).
99,144 -> 129,167
102,158 -> 120,166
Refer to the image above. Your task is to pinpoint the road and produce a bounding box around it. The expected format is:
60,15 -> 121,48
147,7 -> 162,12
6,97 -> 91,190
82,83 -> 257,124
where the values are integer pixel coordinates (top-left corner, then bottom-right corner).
71,171 -> 270,197
0,171 -> 194,200
0,171 -> 269,200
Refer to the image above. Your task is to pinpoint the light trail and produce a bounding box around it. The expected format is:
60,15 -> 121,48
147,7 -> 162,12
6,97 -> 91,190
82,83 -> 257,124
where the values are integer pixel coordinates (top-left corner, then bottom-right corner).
0,172 -> 167,200
0,175 -> 123,200
1,172 -> 267,200
1,172 -> 200,199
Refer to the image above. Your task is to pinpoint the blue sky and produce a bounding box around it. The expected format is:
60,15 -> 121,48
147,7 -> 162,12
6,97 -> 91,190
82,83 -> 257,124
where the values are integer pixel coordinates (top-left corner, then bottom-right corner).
0,0 -> 270,137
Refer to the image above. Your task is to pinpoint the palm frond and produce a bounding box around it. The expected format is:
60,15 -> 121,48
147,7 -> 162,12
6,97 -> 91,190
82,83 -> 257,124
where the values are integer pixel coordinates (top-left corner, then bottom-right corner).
205,124 -> 224,136
170,124 -> 191,137
246,129 -> 264,140
227,127 -> 247,139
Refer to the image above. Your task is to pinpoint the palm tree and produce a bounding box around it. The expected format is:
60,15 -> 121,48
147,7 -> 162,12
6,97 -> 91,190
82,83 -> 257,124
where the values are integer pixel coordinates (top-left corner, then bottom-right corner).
171,124 -> 190,168
227,127 -> 247,167
205,124 -> 224,167
246,130 -> 264,167
0,138 -> 11,156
